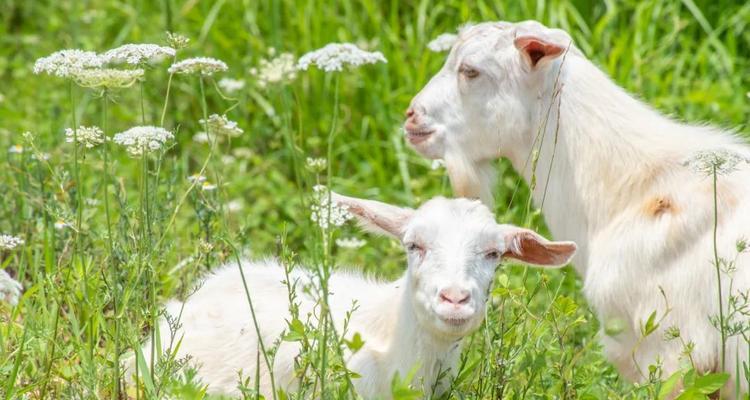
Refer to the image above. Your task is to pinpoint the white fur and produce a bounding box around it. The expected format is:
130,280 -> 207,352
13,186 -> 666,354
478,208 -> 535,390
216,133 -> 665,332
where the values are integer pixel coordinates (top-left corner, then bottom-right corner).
133,196 -> 576,398
406,20 -> 750,395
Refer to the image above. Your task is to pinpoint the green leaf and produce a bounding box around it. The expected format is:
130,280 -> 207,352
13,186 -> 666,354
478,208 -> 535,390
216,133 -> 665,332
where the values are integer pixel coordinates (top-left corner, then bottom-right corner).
344,332 -> 365,353
282,318 -> 305,342
642,310 -> 659,336
658,369 -> 684,399
692,372 -> 729,394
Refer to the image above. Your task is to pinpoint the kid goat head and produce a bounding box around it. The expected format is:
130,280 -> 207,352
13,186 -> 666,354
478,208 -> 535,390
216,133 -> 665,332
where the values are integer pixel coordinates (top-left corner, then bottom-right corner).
405,21 -> 576,204
333,193 -> 576,338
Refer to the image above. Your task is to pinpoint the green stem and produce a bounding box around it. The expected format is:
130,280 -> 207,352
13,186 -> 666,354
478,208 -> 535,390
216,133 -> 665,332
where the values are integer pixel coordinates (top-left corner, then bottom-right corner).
102,91 -> 120,400
713,167 -> 726,373
159,57 -> 176,127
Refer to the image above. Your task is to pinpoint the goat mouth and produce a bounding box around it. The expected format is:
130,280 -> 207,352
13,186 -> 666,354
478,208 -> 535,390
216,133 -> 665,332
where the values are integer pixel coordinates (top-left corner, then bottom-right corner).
405,129 -> 435,145
439,316 -> 470,327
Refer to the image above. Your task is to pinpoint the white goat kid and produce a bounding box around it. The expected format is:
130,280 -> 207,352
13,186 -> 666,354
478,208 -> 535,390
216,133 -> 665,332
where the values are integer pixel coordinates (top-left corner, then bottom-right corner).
405,20 -> 750,394
136,194 -> 576,398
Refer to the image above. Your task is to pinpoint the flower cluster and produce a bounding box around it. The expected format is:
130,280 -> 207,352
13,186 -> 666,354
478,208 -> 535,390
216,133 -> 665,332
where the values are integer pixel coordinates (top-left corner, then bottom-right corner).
305,157 -> 327,173
218,78 -> 246,94
684,149 -> 750,176
0,234 -> 25,250
335,237 -> 366,249
7,145 -> 23,154
310,185 -> 352,230
113,126 -> 174,156
65,125 -> 105,148
166,32 -> 190,50
427,33 -> 458,52
199,114 -> 243,138
251,50 -> 297,87
101,43 -> 176,65
298,43 -> 387,72
33,49 -> 104,78
73,68 -> 144,89
0,270 -> 22,306
168,57 -> 227,76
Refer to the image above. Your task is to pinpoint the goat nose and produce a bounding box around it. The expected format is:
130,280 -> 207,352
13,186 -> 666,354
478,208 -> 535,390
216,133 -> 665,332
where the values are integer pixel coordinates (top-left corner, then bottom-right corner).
439,288 -> 470,305
405,107 -> 415,118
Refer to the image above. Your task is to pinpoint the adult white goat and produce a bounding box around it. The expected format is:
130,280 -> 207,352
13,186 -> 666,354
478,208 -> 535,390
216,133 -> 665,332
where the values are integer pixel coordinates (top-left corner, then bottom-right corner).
133,193 -> 576,398
405,20 -> 750,394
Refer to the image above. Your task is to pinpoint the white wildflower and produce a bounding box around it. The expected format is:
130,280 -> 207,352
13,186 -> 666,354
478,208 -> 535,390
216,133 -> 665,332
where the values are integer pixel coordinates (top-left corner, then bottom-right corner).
221,155 -> 236,165
310,185 -> 352,230
0,234 -> 24,250
684,149 -> 750,176
201,182 -> 217,192
305,157 -> 327,173
427,33 -> 458,52
31,152 -> 51,161
199,114 -> 243,137
168,57 -> 227,76
0,270 -> 22,306
166,32 -> 190,50
65,125 -> 105,148
73,68 -> 144,89
431,159 -> 445,170
297,43 -> 386,72
227,199 -> 244,213
192,132 -> 210,143
33,49 -> 103,78
113,126 -> 174,156
251,52 -> 297,87
218,78 -> 246,94
54,220 -> 70,230
187,174 -> 206,184
335,237 -> 366,249
101,43 -> 176,65
8,145 -> 23,154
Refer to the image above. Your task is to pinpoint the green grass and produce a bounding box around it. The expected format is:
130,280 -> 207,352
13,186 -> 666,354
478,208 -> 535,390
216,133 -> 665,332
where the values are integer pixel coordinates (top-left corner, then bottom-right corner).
0,0 -> 749,398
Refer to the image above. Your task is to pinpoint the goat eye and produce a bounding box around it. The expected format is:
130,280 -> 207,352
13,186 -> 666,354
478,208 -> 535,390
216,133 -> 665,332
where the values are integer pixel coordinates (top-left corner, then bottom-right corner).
485,250 -> 501,261
459,64 -> 480,79
406,243 -> 424,253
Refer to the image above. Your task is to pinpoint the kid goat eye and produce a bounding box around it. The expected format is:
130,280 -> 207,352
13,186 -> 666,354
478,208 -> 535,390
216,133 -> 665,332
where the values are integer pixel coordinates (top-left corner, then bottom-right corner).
459,63 -> 480,79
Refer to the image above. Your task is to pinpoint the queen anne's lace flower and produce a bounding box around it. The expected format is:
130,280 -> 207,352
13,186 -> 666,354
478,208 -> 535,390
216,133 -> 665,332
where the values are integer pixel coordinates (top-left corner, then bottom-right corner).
113,126 -> 174,156
0,270 -> 22,306
218,78 -> 246,94
33,49 -> 104,78
73,68 -> 144,89
0,234 -> 24,250
251,52 -> 297,87
684,149 -> 750,176
298,43 -> 386,72
168,57 -> 227,76
65,125 -> 105,148
310,185 -> 352,230
427,33 -> 458,52
101,44 -> 176,65
166,32 -> 190,50
199,114 -> 243,137
335,237 -> 366,249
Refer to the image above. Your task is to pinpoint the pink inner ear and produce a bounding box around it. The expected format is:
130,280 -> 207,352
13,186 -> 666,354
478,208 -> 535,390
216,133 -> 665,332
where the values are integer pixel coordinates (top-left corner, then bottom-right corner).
515,36 -> 565,67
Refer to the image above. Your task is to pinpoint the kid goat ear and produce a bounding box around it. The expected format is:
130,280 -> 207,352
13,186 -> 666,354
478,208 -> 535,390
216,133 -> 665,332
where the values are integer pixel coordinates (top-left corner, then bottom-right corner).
330,192 -> 414,240
502,228 -> 577,267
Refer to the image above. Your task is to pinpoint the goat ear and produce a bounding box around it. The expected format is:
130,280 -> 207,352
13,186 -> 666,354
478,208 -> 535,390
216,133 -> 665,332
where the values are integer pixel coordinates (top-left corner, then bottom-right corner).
502,227 -> 576,267
513,34 -> 568,69
331,192 -> 414,240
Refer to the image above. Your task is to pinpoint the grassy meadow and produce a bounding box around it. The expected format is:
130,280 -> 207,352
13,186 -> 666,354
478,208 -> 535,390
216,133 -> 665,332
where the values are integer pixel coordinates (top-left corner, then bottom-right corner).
1,0 -> 749,398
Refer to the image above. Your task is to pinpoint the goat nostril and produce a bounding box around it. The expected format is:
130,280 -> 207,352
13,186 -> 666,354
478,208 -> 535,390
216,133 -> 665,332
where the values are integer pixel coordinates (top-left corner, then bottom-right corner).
405,108 -> 415,118
439,289 -> 471,305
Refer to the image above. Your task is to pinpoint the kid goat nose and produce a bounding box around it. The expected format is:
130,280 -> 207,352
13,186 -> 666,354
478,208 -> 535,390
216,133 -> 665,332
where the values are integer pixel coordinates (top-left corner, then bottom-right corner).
439,287 -> 470,305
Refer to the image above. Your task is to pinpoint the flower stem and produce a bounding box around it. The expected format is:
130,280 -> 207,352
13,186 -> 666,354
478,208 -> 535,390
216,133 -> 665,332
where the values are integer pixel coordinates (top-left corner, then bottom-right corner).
101,90 -> 120,400
713,166 -> 726,373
